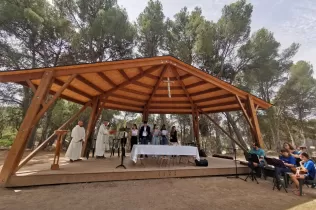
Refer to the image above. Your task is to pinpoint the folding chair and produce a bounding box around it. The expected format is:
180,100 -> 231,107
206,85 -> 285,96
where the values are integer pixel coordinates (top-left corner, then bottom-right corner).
265,157 -> 288,193
244,153 -> 260,184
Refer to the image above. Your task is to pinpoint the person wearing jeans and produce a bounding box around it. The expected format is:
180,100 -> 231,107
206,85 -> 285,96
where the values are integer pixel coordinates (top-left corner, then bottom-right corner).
152,124 -> 160,145
160,124 -> 168,145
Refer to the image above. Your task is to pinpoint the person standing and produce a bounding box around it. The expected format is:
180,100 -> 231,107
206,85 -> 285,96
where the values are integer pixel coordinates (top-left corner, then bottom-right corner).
95,121 -> 110,159
160,124 -> 168,145
170,126 -> 178,145
65,121 -> 85,162
152,124 -> 160,145
139,121 -> 151,158
130,124 -> 138,150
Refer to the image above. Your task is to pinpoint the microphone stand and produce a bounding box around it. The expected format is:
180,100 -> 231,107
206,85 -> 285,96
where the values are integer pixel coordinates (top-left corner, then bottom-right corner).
227,148 -> 243,180
116,130 -> 127,169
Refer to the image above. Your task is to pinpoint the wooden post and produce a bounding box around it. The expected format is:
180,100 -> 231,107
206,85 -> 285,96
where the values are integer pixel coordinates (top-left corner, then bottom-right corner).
246,96 -> 264,148
0,71 -> 54,185
142,108 -> 149,122
17,102 -> 89,171
81,97 -> 99,156
192,109 -> 201,150
51,130 -> 68,170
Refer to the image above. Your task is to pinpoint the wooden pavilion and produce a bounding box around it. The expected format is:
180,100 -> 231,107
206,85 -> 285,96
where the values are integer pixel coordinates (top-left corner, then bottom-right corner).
0,56 -> 272,186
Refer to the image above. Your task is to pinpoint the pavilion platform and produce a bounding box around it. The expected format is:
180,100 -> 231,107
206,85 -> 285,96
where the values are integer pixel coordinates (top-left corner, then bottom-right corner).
5,154 -> 248,187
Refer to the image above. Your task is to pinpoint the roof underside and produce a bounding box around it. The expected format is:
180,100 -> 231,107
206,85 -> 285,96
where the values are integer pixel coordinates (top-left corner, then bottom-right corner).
0,56 -> 272,114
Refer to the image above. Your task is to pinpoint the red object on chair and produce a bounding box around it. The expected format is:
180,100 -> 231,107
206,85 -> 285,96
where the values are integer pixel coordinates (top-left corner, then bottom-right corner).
109,130 -> 117,135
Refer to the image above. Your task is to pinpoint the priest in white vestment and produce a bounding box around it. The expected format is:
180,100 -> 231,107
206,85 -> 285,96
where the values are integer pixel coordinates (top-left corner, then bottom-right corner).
95,121 -> 110,159
65,121 -> 85,162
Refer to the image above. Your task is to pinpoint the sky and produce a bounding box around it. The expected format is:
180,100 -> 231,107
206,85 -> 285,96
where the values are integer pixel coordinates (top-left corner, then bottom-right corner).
117,0 -> 316,77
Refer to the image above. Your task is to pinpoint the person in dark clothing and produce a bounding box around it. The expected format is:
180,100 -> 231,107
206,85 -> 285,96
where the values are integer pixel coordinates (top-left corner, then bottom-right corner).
275,149 -> 297,189
170,126 -> 178,145
160,124 -> 168,145
139,121 -> 151,157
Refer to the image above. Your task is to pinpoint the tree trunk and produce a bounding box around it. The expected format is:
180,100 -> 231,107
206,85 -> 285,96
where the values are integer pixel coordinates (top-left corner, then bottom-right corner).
285,120 -> 295,146
189,115 -> 194,144
215,127 -> 222,154
226,112 -> 248,150
160,114 -> 166,125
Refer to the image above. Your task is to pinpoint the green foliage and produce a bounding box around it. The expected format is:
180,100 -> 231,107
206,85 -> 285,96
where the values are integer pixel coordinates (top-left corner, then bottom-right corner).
136,0 -> 165,57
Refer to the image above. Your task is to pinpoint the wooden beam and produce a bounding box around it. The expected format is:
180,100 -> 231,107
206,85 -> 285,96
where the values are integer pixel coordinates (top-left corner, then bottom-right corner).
106,99 -> 143,109
246,96 -> 264,148
101,65 -> 162,100
132,81 -> 153,89
150,101 -> 190,104
26,79 -> 36,93
17,102 -> 89,171
154,93 -> 186,97
54,78 -> 92,99
173,67 -> 194,108
144,65 -> 168,111
76,75 -> 104,93
0,71 -> 54,185
199,109 -> 247,152
190,87 -> 222,97
157,86 -> 182,90
0,72 -> 44,83
149,106 -> 191,110
82,97 -> 100,156
109,93 -> 147,104
119,69 -> 130,81
97,72 -> 116,87
120,88 -> 149,96
235,95 -> 254,131
199,101 -> 245,109
33,74 -> 77,126
186,81 -> 207,89
195,94 -> 234,104
103,105 -> 142,113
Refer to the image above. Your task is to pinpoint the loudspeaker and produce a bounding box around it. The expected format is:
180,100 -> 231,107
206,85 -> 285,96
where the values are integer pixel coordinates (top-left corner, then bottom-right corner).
195,159 -> 208,167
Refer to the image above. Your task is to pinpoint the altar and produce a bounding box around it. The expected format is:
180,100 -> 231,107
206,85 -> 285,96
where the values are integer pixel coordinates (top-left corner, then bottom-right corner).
131,145 -> 200,163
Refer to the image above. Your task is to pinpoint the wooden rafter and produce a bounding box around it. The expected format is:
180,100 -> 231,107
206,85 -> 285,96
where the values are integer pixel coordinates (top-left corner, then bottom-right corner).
199,101 -> 246,109
106,99 -> 142,109
132,81 -> 153,89
154,93 -> 186,97
190,87 -> 222,97
119,69 -> 130,81
97,72 -> 116,87
173,67 -> 194,109
109,93 -> 147,104
150,101 -> 190,104
144,65 -> 168,110
54,78 -> 92,99
157,86 -> 182,90
120,88 -> 149,96
100,65 -> 162,100
26,79 -> 36,93
195,94 -> 234,104
77,75 -> 104,93
32,74 -> 77,125
186,81 -> 207,89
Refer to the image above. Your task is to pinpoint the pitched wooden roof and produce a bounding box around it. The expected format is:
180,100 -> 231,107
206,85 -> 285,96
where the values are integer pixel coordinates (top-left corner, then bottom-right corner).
0,56 -> 272,114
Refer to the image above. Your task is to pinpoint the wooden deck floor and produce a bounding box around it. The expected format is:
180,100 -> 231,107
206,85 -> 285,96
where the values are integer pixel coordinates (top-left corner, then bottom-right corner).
5,154 -> 248,187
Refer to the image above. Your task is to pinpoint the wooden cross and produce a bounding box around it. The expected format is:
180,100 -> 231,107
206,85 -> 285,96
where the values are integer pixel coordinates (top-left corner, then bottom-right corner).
163,77 -> 174,98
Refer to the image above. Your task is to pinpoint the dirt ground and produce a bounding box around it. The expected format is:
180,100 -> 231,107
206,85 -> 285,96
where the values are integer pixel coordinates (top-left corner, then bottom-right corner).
1,150 -> 316,210
0,177 -> 315,210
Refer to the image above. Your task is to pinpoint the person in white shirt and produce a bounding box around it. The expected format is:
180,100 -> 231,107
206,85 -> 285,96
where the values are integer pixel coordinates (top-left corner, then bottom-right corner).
130,124 -> 138,150
65,121 -> 85,162
160,124 -> 168,145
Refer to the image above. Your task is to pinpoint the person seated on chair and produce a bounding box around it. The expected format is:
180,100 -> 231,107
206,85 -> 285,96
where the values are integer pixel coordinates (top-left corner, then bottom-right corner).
290,152 -> 316,195
248,142 -> 265,168
283,142 -> 300,158
274,149 -> 297,189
